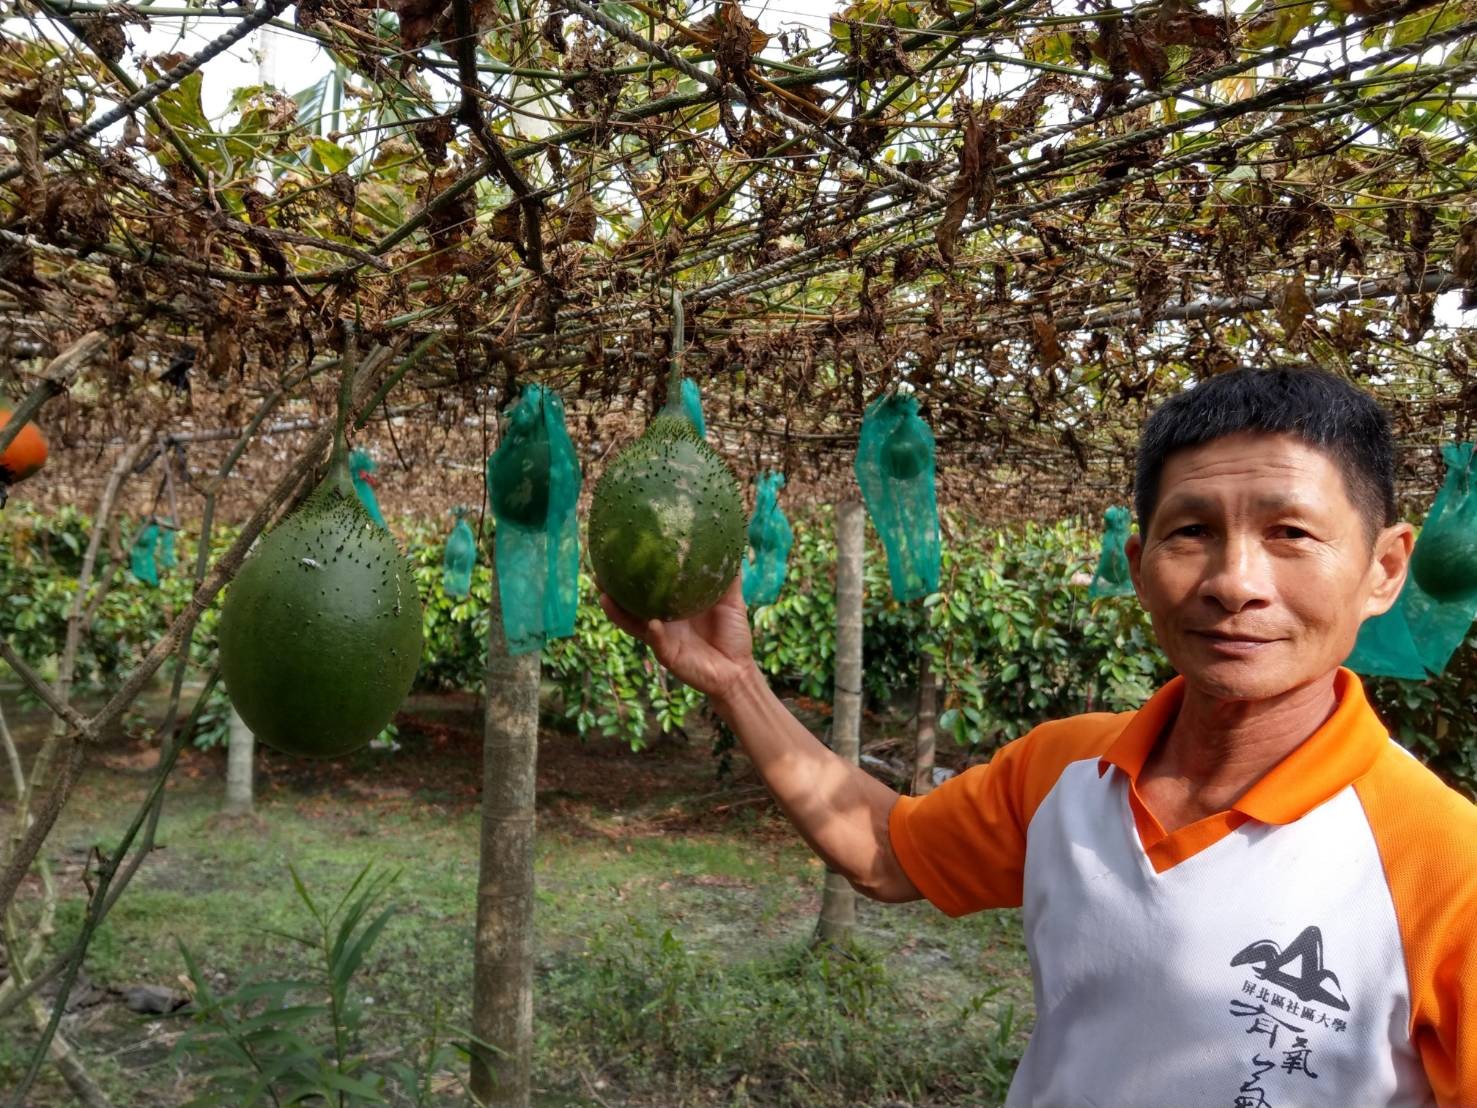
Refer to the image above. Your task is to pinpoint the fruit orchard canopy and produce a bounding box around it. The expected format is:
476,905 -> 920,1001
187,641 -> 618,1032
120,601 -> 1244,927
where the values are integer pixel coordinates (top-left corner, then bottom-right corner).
1,0 -> 1475,522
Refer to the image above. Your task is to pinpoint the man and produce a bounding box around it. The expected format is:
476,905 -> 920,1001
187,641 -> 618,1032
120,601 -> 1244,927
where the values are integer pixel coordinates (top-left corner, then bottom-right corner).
601,369 -> 1477,1106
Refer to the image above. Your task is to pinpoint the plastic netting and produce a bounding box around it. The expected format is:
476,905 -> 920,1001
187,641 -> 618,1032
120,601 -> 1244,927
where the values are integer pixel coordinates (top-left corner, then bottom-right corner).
349,447 -> 388,528
854,393 -> 940,602
442,507 -> 477,599
130,520 -> 160,587
680,378 -> 707,438
742,471 -> 792,608
1347,442 -> 1477,679
1089,506 -> 1136,598
486,385 -> 581,654
158,519 -> 178,571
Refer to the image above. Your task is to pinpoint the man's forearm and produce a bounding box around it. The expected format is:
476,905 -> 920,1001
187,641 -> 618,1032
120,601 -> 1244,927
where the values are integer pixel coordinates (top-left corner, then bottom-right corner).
711,663 -> 919,903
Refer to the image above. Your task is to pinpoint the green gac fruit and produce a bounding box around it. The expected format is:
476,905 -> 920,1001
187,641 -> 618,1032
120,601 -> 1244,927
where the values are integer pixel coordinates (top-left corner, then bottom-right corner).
1412,526 -> 1477,601
589,408 -> 745,621
489,403 -> 551,528
218,451 -> 423,758
882,418 -> 929,481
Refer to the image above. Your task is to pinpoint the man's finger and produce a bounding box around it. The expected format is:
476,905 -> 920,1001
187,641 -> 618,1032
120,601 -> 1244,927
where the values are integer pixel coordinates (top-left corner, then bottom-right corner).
600,592 -> 654,640
720,574 -> 745,608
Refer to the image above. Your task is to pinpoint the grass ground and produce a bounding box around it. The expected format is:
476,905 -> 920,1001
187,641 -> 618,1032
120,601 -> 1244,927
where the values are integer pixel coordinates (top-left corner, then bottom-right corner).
1,689 -> 1031,1106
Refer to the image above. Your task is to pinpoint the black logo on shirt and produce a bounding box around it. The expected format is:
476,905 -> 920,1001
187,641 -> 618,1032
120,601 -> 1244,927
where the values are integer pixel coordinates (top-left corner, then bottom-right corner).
1231,925 -> 1350,1012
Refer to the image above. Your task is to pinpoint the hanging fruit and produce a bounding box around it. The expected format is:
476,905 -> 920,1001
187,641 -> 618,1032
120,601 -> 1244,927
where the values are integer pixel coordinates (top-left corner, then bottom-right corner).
1410,443 -> 1477,602
442,507 -> 477,599
589,292 -> 744,621
488,402 -> 552,528
0,406 -> 48,507
217,349 -> 423,758
881,418 -> 930,481
487,384 -> 583,654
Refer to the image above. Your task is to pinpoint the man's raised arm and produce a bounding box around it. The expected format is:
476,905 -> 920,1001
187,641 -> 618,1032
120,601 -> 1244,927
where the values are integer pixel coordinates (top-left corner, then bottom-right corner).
600,577 -> 921,903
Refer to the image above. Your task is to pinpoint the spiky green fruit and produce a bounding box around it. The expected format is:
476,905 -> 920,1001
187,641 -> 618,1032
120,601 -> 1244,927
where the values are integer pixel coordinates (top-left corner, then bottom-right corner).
589,412 -> 745,621
218,454 -> 423,758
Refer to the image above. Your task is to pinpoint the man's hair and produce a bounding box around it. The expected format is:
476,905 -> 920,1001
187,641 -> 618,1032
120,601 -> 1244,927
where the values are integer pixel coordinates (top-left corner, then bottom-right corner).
1134,368 -> 1397,541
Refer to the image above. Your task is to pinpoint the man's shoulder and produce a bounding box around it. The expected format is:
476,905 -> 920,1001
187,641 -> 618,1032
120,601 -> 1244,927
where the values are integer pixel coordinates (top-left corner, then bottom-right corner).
1356,740 -> 1477,917
1017,708 -> 1137,761
981,709 -> 1139,811
1359,739 -> 1477,842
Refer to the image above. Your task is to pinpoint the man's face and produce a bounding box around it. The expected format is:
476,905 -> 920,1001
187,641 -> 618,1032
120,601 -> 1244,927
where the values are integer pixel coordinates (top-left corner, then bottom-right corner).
1126,432 -> 1411,702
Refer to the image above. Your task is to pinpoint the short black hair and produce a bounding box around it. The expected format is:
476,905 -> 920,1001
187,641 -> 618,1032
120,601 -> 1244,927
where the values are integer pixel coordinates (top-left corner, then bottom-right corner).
1134,369 -> 1397,541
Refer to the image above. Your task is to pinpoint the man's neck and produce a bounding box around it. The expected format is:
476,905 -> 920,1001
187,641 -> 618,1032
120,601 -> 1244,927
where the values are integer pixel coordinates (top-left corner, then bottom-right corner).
1138,672 -> 1341,832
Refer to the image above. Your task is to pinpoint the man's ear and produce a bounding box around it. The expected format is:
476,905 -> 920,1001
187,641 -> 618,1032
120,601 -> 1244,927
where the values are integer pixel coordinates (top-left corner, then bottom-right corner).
1126,530 -> 1144,598
1363,522 -> 1414,621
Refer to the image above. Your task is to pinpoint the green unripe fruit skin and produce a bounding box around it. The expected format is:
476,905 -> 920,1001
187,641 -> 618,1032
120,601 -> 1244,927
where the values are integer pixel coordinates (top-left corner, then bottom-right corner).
1412,526 -> 1477,601
882,421 -> 929,481
219,467 -> 423,758
589,414 -> 745,621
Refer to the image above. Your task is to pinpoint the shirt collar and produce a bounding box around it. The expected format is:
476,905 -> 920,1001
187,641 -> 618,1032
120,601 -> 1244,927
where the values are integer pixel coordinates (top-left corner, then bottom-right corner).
1098,668 -> 1388,825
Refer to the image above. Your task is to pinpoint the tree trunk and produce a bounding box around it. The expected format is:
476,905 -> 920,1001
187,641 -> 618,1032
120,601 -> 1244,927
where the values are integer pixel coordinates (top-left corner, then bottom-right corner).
470,561 -> 540,1107
816,500 -> 863,948
223,707 -> 254,815
913,651 -> 938,796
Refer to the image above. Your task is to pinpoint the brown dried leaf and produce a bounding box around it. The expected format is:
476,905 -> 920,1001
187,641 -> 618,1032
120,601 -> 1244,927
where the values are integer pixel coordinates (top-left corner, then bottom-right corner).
1122,29 -> 1169,89
1031,313 -> 1064,367
489,201 -> 523,246
1452,219 -> 1477,284
414,116 -> 455,167
1277,277 -> 1313,335
395,0 -> 450,51
556,194 -> 597,245
936,110 -> 996,265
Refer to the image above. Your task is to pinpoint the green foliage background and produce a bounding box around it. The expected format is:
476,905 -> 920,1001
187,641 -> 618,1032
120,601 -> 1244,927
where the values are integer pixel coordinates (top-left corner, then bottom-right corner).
2,506 -> 1474,794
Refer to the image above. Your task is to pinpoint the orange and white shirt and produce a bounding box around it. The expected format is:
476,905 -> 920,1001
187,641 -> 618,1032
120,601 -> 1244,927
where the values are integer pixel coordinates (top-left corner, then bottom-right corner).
889,669 -> 1477,1107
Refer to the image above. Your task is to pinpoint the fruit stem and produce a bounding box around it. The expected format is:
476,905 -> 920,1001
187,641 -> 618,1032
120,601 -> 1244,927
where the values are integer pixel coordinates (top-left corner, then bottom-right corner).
319,326 -> 358,501
334,326 -> 357,464
664,287 -> 684,413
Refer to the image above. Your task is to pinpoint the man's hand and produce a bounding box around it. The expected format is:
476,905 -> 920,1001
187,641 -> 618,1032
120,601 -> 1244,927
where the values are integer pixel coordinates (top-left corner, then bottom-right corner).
599,576 -> 755,704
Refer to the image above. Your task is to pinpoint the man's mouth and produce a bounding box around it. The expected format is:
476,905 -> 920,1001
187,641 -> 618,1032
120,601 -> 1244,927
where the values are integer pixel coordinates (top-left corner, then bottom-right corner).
1193,630 -> 1280,652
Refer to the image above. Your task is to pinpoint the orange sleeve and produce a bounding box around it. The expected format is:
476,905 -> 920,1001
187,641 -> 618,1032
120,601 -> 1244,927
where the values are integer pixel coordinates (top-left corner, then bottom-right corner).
1356,745 -> 1477,1105
888,714 -> 1127,917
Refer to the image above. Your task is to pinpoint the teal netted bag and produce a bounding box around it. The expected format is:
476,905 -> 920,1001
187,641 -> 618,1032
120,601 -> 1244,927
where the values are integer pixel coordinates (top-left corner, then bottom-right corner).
442,507 -> 477,600
1089,507 -> 1136,598
129,520 -> 160,587
486,385 -> 582,654
854,393 -> 941,602
742,471 -> 792,607
1347,442 -> 1477,679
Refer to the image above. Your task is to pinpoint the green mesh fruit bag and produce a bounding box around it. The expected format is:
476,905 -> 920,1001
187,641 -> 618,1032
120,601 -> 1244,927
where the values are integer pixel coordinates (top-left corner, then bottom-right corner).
1089,506 -> 1136,598
742,471 -> 792,608
129,520 -> 160,587
1347,442 -> 1477,679
854,393 -> 940,602
442,507 -> 477,600
157,521 -> 178,571
681,378 -> 708,439
486,385 -> 581,654
349,448 -> 388,529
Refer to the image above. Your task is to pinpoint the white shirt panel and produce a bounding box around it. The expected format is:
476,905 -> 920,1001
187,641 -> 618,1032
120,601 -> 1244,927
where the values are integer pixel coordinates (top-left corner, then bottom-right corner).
1005,758 -> 1429,1108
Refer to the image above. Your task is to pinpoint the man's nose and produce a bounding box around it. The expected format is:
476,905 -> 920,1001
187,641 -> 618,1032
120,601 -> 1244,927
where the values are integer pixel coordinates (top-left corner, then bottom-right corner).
1198,533 -> 1273,613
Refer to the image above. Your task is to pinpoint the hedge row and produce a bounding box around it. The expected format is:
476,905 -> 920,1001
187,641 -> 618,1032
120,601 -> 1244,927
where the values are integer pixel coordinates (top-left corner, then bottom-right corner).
2,506 -> 1472,794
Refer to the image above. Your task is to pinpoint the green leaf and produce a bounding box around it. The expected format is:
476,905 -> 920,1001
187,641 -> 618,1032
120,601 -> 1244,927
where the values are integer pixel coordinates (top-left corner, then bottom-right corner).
311,137 -> 354,174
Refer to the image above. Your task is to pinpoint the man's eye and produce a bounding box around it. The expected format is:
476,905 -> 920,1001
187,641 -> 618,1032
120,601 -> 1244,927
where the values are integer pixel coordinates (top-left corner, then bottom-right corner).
1275,526 -> 1312,540
1173,525 -> 1207,538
